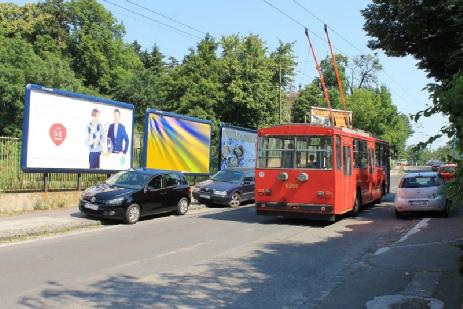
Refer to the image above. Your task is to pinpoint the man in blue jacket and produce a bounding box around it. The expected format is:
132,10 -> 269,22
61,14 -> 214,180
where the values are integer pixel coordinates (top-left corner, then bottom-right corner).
107,109 -> 129,155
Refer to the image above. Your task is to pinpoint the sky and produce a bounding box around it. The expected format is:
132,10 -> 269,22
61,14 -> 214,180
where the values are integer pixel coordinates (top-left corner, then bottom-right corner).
10,0 -> 449,149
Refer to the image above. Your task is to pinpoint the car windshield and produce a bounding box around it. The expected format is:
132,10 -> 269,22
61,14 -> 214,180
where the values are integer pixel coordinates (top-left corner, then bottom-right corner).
106,171 -> 151,190
211,170 -> 243,184
400,176 -> 439,188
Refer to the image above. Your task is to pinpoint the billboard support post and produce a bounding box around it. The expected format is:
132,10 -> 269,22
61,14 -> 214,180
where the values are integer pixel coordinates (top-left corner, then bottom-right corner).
43,173 -> 49,192
77,173 -> 81,191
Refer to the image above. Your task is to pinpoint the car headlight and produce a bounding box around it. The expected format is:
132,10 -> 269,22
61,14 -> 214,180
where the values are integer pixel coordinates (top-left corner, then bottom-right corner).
213,190 -> 228,196
105,197 -> 125,206
194,186 -> 201,192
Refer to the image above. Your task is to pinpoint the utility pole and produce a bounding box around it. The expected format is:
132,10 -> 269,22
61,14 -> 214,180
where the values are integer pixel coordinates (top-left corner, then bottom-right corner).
279,63 -> 282,124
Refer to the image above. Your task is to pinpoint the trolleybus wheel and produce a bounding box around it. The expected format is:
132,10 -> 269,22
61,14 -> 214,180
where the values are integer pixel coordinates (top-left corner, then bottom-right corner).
352,190 -> 362,217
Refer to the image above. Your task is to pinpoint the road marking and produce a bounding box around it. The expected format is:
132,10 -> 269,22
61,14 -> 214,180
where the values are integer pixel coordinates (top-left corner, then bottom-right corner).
398,218 -> 430,243
373,218 -> 430,256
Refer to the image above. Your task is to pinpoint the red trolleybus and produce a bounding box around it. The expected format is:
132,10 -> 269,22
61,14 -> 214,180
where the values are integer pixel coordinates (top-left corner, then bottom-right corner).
255,124 -> 390,221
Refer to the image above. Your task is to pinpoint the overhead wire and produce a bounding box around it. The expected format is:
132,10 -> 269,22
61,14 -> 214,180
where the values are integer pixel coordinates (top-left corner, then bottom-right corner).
290,0 -> 423,110
101,0 -> 202,40
125,0 -> 207,35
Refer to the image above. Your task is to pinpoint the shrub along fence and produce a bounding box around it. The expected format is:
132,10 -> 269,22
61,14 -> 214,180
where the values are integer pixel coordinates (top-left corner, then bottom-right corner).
0,136 -> 142,193
0,136 -> 211,193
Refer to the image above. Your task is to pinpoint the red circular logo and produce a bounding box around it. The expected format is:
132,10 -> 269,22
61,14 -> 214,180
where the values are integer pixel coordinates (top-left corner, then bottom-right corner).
49,123 -> 67,146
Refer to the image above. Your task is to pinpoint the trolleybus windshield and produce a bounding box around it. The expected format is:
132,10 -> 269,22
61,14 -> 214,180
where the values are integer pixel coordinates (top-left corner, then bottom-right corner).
258,136 -> 333,169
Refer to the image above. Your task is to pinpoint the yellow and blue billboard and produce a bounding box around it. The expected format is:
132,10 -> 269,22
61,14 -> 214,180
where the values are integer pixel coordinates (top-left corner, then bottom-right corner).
143,109 -> 212,175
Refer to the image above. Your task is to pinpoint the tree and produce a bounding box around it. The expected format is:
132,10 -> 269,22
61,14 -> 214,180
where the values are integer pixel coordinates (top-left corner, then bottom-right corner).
362,0 -> 463,199
318,54 -> 348,109
219,34 -> 294,128
349,54 -> 382,92
291,82 -> 324,123
0,35 -> 88,136
347,87 -> 412,157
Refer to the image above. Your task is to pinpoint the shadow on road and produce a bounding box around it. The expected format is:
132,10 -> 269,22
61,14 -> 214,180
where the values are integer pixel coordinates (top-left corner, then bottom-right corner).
17,216 -> 388,308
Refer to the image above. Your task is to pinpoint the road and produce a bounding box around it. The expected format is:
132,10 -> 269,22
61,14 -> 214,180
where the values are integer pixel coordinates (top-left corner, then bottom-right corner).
0,167 -> 460,308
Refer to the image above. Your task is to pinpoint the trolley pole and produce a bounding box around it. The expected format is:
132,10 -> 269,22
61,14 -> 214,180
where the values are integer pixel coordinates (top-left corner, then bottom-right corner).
279,63 -> 282,124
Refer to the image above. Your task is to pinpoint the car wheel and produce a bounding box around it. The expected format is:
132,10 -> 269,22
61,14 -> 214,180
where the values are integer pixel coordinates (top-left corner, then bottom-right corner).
351,190 -> 361,217
395,209 -> 403,219
176,197 -> 189,215
124,204 -> 141,224
229,192 -> 241,208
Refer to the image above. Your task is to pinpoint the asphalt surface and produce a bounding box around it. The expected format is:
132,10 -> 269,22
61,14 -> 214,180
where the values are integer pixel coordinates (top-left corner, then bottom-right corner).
0,167 -> 461,308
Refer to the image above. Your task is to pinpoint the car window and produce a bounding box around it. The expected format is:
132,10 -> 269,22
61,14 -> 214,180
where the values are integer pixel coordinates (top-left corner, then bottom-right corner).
164,173 -> 182,187
106,171 -> 151,190
212,170 -> 243,184
243,176 -> 254,184
400,176 -> 439,188
148,175 -> 163,190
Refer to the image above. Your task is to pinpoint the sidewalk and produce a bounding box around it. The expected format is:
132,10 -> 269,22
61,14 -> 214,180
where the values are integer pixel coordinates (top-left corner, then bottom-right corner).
0,208 -> 101,243
315,209 -> 463,308
0,202 -> 208,243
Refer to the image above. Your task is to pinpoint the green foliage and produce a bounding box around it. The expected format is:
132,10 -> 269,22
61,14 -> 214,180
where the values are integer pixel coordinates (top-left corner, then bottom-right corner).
291,82 -> 324,123
347,87 -> 411,158
362,0 -> 463,201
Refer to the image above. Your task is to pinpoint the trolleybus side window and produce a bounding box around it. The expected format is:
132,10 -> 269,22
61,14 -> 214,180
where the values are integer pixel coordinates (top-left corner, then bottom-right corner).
343,146 -> 352,176
336,135 -> 342,170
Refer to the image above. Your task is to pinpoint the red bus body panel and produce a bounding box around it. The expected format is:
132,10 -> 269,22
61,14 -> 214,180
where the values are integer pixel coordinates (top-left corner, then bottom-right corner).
255,124 -> 389,221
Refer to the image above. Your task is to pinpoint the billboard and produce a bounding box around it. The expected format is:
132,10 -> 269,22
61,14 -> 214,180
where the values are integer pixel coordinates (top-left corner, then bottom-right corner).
219,124 -> 257,170
310,106 -> 352,128
143,109 -> 212,175
21,84 -> 134,173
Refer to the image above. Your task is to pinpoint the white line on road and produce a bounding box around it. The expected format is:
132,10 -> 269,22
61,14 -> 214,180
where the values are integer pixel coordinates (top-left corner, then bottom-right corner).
398,218 -> 430,243
374,218 -> 431,256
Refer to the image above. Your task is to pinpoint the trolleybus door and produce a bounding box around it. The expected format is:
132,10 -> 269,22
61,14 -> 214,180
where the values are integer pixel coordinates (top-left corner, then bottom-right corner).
342,144 -> 352,212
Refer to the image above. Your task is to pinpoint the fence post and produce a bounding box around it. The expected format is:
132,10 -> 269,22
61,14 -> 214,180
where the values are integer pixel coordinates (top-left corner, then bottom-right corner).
43,173 -> 49,192
77,173 -> 81,191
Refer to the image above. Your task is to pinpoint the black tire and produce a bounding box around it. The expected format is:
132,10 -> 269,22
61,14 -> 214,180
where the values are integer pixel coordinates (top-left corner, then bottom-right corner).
176,197 -> 189,215
124,204 -> 141,224
229,192 -> 241,208
351,190 -> 361,217
395,209 -> 403,219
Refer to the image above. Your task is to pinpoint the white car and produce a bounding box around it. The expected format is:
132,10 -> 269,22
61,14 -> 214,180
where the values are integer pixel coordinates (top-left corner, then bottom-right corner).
394,172 -> 450,218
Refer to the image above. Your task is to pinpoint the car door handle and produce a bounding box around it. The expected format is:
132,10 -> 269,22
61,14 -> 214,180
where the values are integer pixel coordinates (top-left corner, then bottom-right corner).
160,192 -> 167,195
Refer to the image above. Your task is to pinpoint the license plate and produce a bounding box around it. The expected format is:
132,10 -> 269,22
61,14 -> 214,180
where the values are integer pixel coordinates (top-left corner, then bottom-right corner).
199,194 -> 211,199
409,200 -> 427,206
84,203 -> 99,211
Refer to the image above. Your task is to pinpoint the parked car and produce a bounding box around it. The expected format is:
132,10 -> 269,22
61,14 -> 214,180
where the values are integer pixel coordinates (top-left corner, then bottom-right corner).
79,169 -> 191,224
438,163 -> 457,182
193,168 -> 255,207
394,172 -> 449,218
431,160 -> 444,171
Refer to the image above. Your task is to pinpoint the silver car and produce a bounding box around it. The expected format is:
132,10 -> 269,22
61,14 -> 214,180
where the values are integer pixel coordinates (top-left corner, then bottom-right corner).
394,172 -> 450,218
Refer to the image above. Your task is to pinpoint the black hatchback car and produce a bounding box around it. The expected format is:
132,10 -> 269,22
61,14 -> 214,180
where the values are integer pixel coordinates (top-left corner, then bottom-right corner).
79,169 -> 191,224
193,168 -> 255,207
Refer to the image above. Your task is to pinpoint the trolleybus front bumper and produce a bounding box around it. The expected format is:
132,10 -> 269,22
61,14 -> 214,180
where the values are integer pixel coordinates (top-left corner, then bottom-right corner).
256,202 -> 335,221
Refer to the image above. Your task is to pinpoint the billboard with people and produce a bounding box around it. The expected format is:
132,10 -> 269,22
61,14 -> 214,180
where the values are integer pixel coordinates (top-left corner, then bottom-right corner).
143,109 -> 212,175
219,123 -> 257,170
21,84 -> 134,173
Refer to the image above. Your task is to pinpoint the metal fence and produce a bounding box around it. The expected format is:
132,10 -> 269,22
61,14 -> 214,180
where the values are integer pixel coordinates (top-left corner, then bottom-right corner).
0,136 -> 143,192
